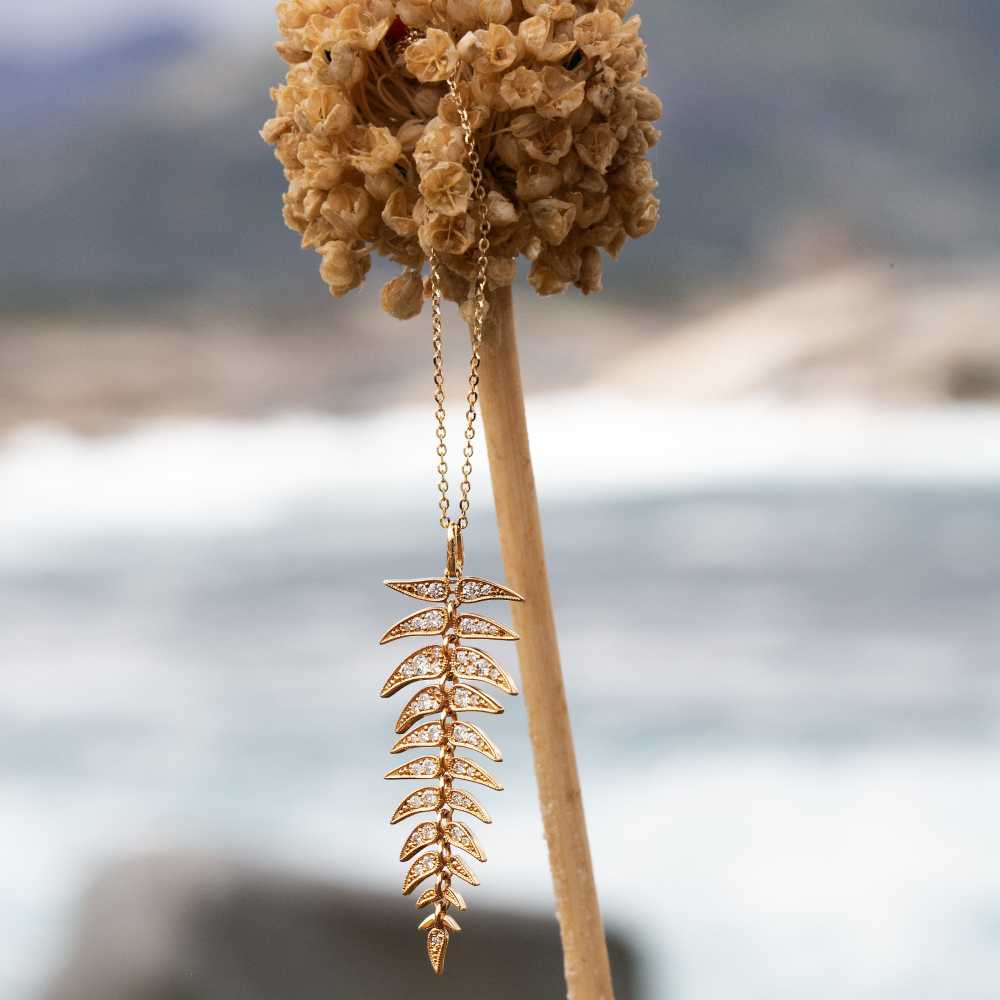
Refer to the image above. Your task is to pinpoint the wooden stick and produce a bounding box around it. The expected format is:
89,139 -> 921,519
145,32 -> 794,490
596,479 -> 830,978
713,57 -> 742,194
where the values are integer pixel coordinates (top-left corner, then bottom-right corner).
473,285 -> 616,1000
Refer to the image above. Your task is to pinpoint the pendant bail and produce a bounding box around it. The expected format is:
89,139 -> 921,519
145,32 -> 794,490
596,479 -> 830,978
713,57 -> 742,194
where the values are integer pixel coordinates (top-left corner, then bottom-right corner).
446,523 -> 464,578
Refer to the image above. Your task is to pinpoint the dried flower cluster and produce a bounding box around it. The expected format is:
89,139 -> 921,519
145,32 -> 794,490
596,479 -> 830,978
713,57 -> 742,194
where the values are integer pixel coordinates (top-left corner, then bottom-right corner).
262,0 -> 662,317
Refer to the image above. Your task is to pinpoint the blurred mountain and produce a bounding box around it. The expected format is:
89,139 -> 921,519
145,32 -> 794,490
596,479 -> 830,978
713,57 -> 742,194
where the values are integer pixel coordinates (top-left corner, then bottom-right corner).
0,22 -> 197,124
0,1 -> 998,310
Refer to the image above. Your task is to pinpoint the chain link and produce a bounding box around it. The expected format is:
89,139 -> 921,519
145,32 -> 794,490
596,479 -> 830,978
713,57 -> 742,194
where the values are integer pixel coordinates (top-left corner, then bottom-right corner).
429,71 -> 492,532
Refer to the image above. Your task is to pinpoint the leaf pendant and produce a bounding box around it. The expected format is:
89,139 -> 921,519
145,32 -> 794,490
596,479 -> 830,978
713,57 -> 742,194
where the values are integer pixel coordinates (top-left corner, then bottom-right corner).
380,526 -> 522,973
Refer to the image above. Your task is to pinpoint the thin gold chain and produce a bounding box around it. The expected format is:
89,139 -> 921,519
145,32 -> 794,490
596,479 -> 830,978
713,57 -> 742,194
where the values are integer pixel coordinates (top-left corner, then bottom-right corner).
430,72 -> 492,532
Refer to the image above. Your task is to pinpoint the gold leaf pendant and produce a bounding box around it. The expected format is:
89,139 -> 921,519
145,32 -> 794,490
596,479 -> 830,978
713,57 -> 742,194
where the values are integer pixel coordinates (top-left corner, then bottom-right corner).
381,525 -> 522,974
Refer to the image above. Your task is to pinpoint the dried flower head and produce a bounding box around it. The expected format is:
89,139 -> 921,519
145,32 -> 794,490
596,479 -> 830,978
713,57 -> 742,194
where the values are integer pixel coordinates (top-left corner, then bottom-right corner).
263,0 -> 661,312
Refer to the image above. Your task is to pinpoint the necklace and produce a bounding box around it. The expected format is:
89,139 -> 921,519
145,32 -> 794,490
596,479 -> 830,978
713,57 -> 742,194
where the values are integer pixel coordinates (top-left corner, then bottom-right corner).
378,70 -> 523,976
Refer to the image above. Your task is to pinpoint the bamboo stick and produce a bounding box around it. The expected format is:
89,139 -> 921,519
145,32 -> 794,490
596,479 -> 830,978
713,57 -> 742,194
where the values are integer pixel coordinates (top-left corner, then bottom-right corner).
473,285 -> 616,1000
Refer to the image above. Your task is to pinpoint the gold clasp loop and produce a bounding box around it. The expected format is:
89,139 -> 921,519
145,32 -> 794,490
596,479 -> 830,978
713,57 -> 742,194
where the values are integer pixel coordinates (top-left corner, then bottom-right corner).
445,522 -> 464,578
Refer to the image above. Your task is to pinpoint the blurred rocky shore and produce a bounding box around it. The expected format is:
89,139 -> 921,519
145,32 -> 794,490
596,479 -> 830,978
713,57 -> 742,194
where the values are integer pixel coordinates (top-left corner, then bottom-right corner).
1,263 -> 997,435
41,854 -> 637,1000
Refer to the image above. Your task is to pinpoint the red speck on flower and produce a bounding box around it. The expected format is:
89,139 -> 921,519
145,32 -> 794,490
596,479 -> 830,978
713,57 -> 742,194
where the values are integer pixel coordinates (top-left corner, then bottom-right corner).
387,17 -> 409,43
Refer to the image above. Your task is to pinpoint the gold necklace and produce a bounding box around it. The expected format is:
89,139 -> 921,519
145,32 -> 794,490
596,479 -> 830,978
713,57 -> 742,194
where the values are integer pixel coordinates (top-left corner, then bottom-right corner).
378,70 -> 523,976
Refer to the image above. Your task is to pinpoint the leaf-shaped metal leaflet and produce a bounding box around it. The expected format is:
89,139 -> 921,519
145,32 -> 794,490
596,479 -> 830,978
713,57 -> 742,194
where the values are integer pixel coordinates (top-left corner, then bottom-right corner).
445,821 -> 487,862
385,756 -> 442,781
390,787 -> 442,825
390,720 -> 446,754
400,822 -> 440,862
403,851 -> 442,895
420,912 -> 461,933
380,646 -> 446,697
446,720 -> 503,761
452,646 -> 518,695
454,612 -> 519,642
446,854 -> 480,887
426,926 -> 449,975
455,577 -> 525,604
446,787 -> 491,824
384,578 -> 448,602
449,684 -> 504,717
380,608 -> 448,645
395,686 -> 447,734
415,885 -> 467,911
446,756 -> 503,791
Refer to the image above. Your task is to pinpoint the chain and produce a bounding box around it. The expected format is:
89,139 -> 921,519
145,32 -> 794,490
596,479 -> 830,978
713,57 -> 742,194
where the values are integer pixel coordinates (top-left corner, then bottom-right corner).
429,71 -> 492,532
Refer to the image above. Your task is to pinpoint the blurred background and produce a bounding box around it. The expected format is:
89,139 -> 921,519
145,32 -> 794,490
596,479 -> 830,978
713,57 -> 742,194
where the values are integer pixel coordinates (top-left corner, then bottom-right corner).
2,1 -> 1000,998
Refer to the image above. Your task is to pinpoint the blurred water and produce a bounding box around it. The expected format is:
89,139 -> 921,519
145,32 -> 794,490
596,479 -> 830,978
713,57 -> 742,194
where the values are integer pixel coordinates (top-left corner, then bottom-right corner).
1,399 -> 999,999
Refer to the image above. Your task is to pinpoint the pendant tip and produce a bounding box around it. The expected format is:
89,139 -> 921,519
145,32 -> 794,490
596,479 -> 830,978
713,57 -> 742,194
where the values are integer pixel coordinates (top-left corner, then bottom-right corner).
426,927 -> 449,974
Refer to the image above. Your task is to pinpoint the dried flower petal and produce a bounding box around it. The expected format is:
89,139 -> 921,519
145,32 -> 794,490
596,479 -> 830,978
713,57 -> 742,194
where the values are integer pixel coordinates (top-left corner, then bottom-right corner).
260,116 -> 294,143
537,66 -> 586,119
317,40 -> 366,88
382,269 -> 425,319
382,186 -> 421,237
512,114 -> 573,165
499,66 -> 543,110
574,10 -> 623,60
332,3 -> 393,52
321,184 -> 374,239
419,162 -> 473,217
396,119 -> 426,152
414,117 -> 467,173
631,84 -> 663,123
320,240 -> 371,296
528,254 -> 568,295
494,132 -> 525,170
577,245 -> 603,294
346,124 -> 403,174
397,0 -> 435,28
625,195 -> 660,239
519,13 -> 575,62
574,122 -> 619,174
457,31 -> 481,65
446,0 -> 481,31
302,86 -> 354,136
473,24 -> 518,73
406,28 -> 460,83
479,0 -> 513,24
419,211 -> 476,256
516,162 -> 562,202
529,198 -> 577,245
486,190 -> 519,226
